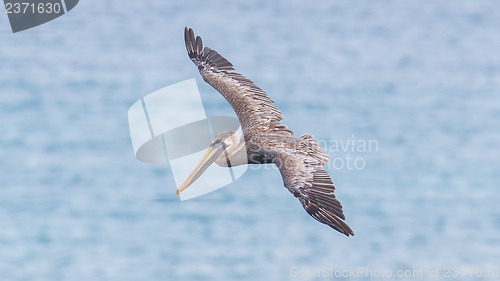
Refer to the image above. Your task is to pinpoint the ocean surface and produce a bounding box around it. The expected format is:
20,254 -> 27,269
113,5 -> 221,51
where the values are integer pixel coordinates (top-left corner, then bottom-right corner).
1,1 -> 499,280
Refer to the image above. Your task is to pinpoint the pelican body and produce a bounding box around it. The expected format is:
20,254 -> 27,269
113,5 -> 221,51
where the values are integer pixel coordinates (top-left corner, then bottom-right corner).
178,27 -> 354,236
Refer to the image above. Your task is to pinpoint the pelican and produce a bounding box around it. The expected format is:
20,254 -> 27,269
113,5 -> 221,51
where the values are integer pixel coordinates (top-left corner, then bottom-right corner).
178,27 -> 354,236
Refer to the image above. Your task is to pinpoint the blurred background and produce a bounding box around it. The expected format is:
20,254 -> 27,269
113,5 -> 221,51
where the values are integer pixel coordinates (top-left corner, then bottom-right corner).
1,0 -> 499,280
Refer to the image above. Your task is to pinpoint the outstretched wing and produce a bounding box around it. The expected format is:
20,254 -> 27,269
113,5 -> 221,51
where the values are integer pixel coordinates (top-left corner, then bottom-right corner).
279,155 -> 354,236
261,134 -> 354,236
184,27 -> 292,136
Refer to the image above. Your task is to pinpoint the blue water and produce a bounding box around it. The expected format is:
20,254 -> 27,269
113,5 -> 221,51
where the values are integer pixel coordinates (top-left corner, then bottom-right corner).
1,1 -> 499,280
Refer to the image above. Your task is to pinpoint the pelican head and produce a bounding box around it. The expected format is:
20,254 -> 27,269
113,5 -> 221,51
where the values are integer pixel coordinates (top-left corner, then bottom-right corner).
176,131 -> 239,195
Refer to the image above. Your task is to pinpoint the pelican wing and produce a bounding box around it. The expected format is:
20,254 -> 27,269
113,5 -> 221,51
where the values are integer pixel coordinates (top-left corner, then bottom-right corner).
184,27 -> 292,136
280,156 -> 353,236
261,134 -> 354,236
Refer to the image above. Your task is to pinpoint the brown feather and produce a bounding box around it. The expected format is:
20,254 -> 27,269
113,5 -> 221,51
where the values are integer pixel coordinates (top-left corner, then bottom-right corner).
184,27 -> 291,136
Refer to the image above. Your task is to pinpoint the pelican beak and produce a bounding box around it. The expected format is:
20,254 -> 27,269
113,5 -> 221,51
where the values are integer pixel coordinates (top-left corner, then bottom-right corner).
176,144 -> 224,195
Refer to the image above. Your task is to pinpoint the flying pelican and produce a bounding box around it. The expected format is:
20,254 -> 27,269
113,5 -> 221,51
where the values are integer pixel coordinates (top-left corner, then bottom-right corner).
178,27 -> 354,236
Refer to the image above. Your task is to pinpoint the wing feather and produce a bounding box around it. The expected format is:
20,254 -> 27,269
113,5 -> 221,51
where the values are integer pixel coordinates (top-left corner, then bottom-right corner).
256,135 -> 354,236
288,160 -> 353,236
184,27 -> 292,136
